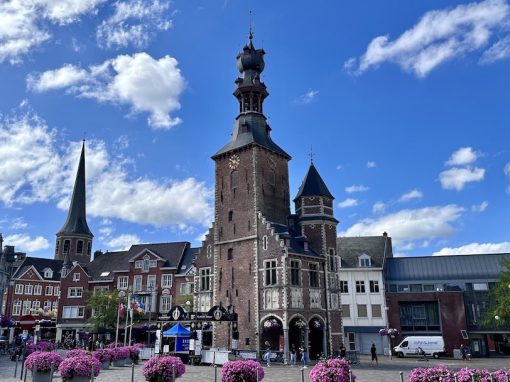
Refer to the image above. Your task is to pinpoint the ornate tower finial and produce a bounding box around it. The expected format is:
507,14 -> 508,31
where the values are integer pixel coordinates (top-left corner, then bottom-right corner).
248,10 -> 254,41
309,145 -> 314,164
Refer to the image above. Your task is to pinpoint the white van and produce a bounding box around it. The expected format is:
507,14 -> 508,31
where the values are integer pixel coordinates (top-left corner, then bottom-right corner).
393,336 -> 445,359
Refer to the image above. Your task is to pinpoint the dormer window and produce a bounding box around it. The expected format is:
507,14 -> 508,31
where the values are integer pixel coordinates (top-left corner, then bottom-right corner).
359,254 -> 371,268
73,273 -> 80,281
142,255 -> 150,272
43,269 -> 53,279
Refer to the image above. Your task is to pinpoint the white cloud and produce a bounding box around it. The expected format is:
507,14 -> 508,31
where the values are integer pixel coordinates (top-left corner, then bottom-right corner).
28,52 -> 186,129
97,0 -> 172,49
0,111 -> 213,232
294,89 -> 319,105
366,161 -> 377,168
0,113 -> 63,205
399,189 -> 423,202
340,205 -> 464,249
105,234 -> 140,251
41,0 -> 107,24
446,147 -> 478,166
372,201 -> 386,214
481,35 -> 510,63
4,233 -> 50,252
346,0 -> 510,77
439,167 -> 485,191
0,0 -> 107,64
345,184 -> 369,194
472,201 -> 489,212
10,218 -> 28,230
505,161 -> 510,192
433,242 -> 510,256
27,65 -> 88,93
338,198 -> 359,208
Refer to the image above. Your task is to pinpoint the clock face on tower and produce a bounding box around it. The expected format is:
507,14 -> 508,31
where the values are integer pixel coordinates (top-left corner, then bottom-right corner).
228,154 -> 240,169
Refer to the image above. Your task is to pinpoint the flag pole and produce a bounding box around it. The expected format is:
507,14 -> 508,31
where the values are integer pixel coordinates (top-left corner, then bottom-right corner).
128,306 -> 134,346
115,294 -> 122,346
123,292 -> 130,346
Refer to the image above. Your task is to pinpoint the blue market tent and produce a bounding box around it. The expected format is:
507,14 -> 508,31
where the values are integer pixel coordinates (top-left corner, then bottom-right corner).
163,323 -> 190,337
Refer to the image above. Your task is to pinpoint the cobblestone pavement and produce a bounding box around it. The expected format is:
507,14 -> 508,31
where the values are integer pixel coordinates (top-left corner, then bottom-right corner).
2,354 -> 510,382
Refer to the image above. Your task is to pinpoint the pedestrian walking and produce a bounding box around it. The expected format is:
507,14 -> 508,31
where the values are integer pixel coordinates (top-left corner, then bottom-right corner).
300,345 -> 307,368
289,344 -> 296,366
263,341 -> 271,367
371,343 -> 378,365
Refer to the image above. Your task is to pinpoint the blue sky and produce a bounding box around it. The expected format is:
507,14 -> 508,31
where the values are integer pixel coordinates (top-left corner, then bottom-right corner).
0,0 -> 509,258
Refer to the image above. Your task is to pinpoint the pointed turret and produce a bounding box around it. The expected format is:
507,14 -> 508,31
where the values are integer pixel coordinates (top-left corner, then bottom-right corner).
294,162 -> 334,201
55,141 -> 93,264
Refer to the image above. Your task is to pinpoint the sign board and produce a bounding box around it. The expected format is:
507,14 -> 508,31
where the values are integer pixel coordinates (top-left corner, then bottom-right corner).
20,315 -> 36,330
154,329 -> 161,354
176,337 -> 189,352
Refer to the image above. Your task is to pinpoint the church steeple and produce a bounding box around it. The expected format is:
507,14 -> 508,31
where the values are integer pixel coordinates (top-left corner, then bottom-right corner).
55,141 -> 93,264
213,31 -> 289,159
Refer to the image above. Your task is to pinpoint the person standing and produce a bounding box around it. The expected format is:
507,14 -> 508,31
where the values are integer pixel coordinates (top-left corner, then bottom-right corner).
371,343 -> 378,365
339,344 -> 346,359
289,344 -> 296,366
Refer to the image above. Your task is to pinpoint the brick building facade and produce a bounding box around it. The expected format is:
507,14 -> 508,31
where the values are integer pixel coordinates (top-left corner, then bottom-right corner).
195,32 -> 343,361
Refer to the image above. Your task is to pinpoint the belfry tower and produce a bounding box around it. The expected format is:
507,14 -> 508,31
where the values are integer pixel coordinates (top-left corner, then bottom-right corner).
55,141 -> 93,268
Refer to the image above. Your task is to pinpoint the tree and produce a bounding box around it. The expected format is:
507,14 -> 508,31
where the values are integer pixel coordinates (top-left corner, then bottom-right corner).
481,258 -> 510,329
86,290 -> 121,331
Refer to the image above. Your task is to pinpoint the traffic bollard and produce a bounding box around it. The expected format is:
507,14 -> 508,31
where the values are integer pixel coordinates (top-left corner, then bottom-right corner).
214,365 -> 218,382
14,355 -> 19,377
490,373 -> 494,382
349,369 -> 353,382
454,373 -> 458,382
301,367 -> 305,382
50,363 -> 54,382
131,362 -> 135,382
90,362 -> 94,382
172,364 -> 176,381
400,371 -> 404,382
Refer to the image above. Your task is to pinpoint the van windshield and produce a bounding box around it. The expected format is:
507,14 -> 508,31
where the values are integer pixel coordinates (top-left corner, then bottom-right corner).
402,341 -> 408,347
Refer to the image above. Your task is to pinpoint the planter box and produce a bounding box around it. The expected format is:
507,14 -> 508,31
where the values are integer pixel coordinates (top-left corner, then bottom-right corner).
32,371 -> 52,382
67,376 -> 91,382
100,361 -> 110,370
112,359 -> 125,367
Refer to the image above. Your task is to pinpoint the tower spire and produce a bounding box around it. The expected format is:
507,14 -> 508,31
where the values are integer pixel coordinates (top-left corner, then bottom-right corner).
58,140 -> 92,237
55,140 -> 93,264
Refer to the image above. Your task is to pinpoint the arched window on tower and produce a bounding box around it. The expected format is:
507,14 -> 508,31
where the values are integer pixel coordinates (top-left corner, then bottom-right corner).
77,240 -> 84,255
262,235 -> 268,250
63,240 -> 70,255
228,211 -> 233,222
55,240 -> 60,255
252,95 -> 259,112
231,170 -> 238,189
87,242 -> 91,256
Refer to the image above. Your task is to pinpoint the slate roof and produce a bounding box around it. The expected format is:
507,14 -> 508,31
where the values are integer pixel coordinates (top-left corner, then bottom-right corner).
213,113 -> 290,159
177,247 -> 199,275
269,222 -> 321,258
294,163 -> 333,201
13,257 -> 63,281
58,142 -> 93,236
337,235 -> 393,268
385,253 -> 510,282
87,242 -> 190,280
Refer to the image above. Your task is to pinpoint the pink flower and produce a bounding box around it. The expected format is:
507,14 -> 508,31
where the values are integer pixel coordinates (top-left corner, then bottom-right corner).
58,355 -> 101,379
309,358 -> 354,382
24,351 -> 63,372
142,356 -> 186,381
221,360 -> 265,382
66,349 -> 87,358
92,349 -> 112,363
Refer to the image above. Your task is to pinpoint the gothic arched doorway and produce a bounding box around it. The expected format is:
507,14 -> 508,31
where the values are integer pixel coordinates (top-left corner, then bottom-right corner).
288,316 -> 307,352
309,317 -> 325,360
260,316 -> 283,352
